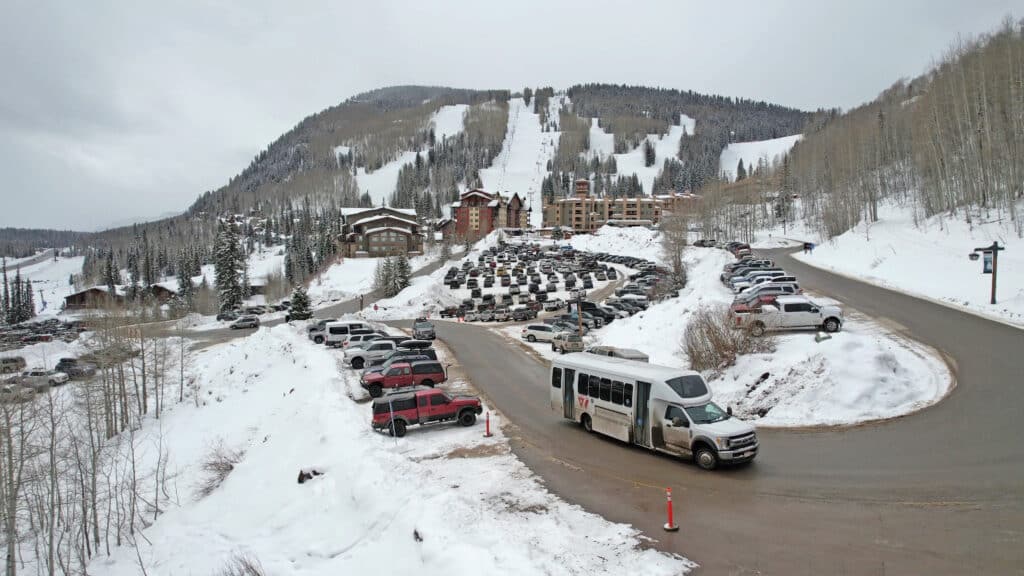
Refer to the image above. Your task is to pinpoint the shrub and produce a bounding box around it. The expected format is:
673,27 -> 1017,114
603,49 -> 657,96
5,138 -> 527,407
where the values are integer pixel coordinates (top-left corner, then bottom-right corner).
217,552 -> 265,576
196,442 -> 245,498
683,305 -> 774,372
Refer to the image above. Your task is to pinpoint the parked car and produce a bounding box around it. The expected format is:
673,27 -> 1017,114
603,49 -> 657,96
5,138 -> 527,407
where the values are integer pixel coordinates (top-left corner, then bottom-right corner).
343,340 -> 397,369
1,356 -> 27,374
371,387 -> 482,437
340,333 -> 382,349
493,307 -> 511,322
551,333 -> 585,354
584,346 -> 650,362
521,324 -> 558,343
54,358 -> 97,378
412,319 -> 436,340
230,315 -> 260,329
306,319 -> 337,344
511,307 -> 536,321
743,296 -> 844,336
216,310 -> 239,321
0,384 -> 34,403
16,369 -> 69,392
363,352 -> 436,380
360,360 -> 448,397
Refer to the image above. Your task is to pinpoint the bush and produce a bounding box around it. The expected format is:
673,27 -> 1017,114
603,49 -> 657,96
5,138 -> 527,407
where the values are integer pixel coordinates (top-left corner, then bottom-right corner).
217,552 -> 265,576
196,442 -> 245,498
683,305 -> 774,372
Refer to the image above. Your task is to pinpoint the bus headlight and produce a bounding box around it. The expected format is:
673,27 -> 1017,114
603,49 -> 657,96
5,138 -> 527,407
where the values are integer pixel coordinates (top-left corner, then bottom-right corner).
715,437 -> 729,449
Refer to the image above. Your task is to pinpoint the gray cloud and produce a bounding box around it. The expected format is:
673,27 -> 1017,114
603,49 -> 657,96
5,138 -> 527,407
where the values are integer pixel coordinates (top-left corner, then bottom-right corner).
1,0 -> 1017,230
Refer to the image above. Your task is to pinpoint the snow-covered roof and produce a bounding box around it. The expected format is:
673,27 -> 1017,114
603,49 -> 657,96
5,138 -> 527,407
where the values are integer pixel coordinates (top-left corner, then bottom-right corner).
460,189 -> 495,201
487,200 -> 500,207
450,202 -> 461,208
340,207 -> 417,217
352,214 -> 419,227
364,226 -> 415,236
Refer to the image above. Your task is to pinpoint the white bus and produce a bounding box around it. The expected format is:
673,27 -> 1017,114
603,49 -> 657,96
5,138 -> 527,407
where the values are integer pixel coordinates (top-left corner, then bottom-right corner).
549,353 -> 758,470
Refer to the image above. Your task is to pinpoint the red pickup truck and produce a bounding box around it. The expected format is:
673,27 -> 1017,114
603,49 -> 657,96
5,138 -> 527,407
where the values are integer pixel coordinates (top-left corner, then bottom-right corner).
361,360 -> 447,398
371,388 -> 482,437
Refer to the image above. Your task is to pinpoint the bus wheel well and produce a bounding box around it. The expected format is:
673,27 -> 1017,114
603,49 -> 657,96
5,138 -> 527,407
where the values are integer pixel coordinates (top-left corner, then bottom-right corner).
580,413 -> 593,433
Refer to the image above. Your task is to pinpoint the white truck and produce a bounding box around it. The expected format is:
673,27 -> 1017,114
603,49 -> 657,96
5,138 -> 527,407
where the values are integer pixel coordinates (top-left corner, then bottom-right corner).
343,340 -> 397,369
744,295 -> 843,336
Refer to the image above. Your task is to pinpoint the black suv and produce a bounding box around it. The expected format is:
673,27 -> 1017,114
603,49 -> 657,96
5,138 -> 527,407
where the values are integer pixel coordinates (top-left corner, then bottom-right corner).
55,357 -> 98,378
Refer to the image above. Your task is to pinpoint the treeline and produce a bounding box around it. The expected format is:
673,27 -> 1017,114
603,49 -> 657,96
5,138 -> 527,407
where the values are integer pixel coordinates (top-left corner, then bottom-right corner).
0,229 -> 86,258
786,18 -> 1024,239
388,101 -> 510,215
1,261 -> 35,324
568,83 -> 812,191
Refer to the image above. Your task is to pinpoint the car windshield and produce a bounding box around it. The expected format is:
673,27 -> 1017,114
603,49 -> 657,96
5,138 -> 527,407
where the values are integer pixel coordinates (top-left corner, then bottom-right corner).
685,402 -> 730,425
664,375 -> 709,398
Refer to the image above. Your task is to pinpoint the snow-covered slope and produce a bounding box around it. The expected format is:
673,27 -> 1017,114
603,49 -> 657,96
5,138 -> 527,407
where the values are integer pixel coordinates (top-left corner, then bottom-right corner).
719,134 -> 802,181
601,116 -> 694,195
479,97 -> 559,226
16,255 -> 85,316
431,103 -> 469,140
355,150 -> 422,207
793,201 -> 1024,326
89,326 -> 691,575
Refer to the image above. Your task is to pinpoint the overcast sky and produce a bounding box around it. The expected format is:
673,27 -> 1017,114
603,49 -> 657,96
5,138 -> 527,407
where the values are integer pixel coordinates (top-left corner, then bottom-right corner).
1,0 -> 1017,230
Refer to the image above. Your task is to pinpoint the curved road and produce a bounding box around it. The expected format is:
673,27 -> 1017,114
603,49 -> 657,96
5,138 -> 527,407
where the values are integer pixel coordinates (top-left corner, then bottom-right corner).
435,249 -> 1024,575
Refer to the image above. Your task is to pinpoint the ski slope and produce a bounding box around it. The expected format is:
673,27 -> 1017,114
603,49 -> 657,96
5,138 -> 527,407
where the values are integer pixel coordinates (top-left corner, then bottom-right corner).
478,97 -> 560,226
603,116 -> 694,195
431,103 -> 469,140
355,150 -> 422,207
15,255 -> 85,316
719,134 -> 802,181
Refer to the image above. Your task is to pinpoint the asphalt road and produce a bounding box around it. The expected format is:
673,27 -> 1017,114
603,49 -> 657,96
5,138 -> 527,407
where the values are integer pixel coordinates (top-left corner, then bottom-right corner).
435,248 -> 1024,575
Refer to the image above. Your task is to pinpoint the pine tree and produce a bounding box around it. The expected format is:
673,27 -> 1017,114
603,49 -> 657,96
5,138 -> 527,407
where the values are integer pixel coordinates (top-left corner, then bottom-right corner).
1,258 -> 9,322
393,255 -> 412,295
288,285 -> 312,320
736,158 -> 747,180
22,279 -> 34,320
214,218 -> 244,313
643,139 -> 656,167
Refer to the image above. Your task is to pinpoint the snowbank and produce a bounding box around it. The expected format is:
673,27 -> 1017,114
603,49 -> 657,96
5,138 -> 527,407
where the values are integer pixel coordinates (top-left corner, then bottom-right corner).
719,134 -> 802,181
90,325 -> 691,575
478,97 -> 559,226
793,201 -> 1024,327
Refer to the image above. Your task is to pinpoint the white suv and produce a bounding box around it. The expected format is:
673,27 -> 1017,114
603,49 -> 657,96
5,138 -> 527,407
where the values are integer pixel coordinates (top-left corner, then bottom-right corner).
521,324 -> 557,343
343,340 -> 397,369
745,296 -> 843,336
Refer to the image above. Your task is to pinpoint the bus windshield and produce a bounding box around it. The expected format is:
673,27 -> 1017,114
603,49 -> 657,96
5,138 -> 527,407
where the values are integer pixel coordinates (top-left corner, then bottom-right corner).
664,375 -> 708,398
685,402 -> 730,424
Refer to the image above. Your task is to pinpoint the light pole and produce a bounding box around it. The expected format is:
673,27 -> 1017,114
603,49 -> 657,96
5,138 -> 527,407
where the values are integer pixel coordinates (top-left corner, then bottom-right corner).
969,241 -> 1005,305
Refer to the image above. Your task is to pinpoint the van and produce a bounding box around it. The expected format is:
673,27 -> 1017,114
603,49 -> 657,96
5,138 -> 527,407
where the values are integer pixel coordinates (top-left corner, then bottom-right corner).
324,321 -> 367,347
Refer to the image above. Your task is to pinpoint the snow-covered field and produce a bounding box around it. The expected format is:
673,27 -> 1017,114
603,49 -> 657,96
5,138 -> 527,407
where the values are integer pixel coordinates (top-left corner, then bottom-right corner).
505,227 -> 952,427
89,325 -> 691,575
478,97 -> 559,226
592,116 -> 694,195
431,103 -> 468,140
719,134 -> 802,181
308,248 -> 448,308
15,255 -> 86,316
793,201 -> 1024,327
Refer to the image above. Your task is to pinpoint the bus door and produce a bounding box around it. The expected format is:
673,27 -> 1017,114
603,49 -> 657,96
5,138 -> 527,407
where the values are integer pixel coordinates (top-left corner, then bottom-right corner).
563,368 -> 576,420
634,381 -> 651,447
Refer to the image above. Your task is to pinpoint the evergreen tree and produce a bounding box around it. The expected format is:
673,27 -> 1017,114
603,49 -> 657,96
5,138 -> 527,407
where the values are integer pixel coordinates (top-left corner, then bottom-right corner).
176,253 -> 195,310
22,279 -> 34,320
393,255 -> 412,295
643,139 -> 656,167
214,218 -> 244,313
1,258 -> 8,322
736,158 -> 747,180
288,285 -> 312,320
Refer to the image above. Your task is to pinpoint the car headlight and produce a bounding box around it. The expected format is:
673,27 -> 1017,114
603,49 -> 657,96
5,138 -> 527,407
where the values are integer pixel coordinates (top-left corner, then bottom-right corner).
715,437 -> 729,449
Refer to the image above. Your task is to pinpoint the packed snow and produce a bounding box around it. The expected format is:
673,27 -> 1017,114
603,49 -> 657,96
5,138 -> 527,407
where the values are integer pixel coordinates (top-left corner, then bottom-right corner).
87,325 -> 691,575
478,97 -> 559,226
14,254 -> 86,316
792,201 -> 1024,327
587,117 -> 614,157
355,150 -> 423,207
719,134 -> 802,181
431,104 -> 469,140
308,248 -> 448,308
506,227 -> 952,427
604,117 -> 694,195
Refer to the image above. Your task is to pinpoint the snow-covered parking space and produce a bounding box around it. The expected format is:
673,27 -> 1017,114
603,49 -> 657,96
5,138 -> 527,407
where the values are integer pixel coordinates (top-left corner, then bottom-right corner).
91,325 -> 692,575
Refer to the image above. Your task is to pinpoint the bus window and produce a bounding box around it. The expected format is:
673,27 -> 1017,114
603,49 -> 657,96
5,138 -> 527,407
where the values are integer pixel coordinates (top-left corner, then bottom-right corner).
599,378 -> 611,402
611,381 -> 624,405
551,368 -> 562,389
623,383 -> 634,407
577,372 -> 587,395
589,374 -> 600,398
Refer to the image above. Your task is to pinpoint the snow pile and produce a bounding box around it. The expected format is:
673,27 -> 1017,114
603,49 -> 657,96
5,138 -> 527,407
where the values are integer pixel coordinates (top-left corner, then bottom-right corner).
793,201 -> 1024,326
308,250 -> 445,308
719,134 -> 802,181
478,97 -> 559,226
16,255 -> 86,316
565,226 -> 663,260
431,104 -> 469,140
90,325 -> 691,575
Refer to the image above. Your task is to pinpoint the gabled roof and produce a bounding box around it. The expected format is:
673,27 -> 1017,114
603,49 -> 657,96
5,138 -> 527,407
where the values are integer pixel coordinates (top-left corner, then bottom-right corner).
459,189 -> 495,201
340,207 -> 417,217
364,226 -> 416,236
352,214 -> 420,227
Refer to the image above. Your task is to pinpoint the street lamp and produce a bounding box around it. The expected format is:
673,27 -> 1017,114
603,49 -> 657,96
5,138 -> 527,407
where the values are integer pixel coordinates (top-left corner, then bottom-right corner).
969,242 -> 1005,305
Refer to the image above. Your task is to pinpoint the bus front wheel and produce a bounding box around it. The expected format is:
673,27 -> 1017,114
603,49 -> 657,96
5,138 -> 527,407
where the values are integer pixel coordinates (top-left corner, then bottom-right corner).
581,414 -> 593,433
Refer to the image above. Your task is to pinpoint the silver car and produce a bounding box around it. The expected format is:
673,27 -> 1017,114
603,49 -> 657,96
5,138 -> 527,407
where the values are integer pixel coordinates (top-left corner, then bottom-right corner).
17,369 -> 70,392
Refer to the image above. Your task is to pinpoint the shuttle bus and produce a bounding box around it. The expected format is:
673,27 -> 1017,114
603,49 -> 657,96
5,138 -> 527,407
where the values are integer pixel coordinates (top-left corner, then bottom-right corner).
549,353 -> 758,470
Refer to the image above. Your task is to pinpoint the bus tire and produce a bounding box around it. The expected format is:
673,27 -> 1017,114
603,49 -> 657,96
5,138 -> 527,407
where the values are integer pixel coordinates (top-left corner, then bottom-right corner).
694,445 -> 718,471
581,414 -> 593,433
